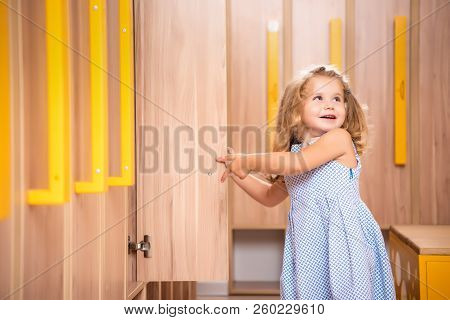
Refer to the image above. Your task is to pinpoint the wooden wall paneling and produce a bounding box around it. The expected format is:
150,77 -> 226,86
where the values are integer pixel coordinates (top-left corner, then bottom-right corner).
282,0 -> 293,85
292,0 -> 346,72
69,0 -> 102,299
135,0 -> 228,282
410,0 -> 420,225
353,0 -> 411,228
70,0 -> 104,299
104,0 -> 128,299
417,0 -> 449,224
345,0 -> 355,84
228,0 -> 287,229
22,0 -> 65,299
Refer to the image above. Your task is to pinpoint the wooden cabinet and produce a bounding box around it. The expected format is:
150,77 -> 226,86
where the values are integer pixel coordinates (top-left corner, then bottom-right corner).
389,225 -> 450,299
1,0 -> 228,300
0,0 -> 448,300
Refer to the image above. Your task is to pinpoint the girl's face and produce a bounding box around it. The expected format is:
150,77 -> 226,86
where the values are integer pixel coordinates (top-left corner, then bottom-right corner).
301,75 -> 346,138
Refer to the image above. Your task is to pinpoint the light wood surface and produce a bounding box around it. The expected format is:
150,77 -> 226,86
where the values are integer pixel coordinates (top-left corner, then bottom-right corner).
390,225 -> 450,255
135,0 -> 228,281
292,0 -> 346,72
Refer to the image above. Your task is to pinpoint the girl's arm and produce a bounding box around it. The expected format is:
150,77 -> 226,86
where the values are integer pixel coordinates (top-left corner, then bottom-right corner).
220,128 -> 354,179
230,173 -> 289,208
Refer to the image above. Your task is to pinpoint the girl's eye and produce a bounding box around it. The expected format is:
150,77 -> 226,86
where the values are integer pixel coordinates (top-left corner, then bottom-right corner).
333,97 -> 341,102
313,96 -> 322,101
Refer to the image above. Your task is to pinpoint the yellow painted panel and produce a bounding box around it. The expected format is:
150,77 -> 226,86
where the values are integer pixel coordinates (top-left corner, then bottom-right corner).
75,0 -> 109,193
419,255 -> 450,300
0,1 -> 11,217
27,0 -> 70,205
329,18 -> 342,71
394,16 -> 407,165
266,21 -> 279,151
108,0 -> 134,186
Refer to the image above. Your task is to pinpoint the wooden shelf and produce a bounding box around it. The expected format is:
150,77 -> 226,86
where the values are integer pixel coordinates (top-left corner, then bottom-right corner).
229,281 -> 280,295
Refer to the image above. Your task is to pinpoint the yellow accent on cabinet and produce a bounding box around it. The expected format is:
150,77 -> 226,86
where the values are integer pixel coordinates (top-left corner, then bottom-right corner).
0,1 -> 11,216
419,255 -> 450,300
108,0 -> 135,186
266,21 -> 279,151
27,0 -> 70,205
329,18 -> 342,71
75,0 -> 109,193
394,16 -> 407,165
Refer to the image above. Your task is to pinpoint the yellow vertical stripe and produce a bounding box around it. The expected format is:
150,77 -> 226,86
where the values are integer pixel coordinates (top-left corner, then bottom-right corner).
329,18 -> 342,71
108,0 -> 134,186
267,21 -> 279,151
0,1 -> 11,217
75,0 -> 109,193
27,0 -> 70,205
394,16 -> 407,165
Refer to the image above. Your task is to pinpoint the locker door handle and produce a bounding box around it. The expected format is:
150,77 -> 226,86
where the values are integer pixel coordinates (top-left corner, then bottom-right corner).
128,235 -> 151,258
267,20 -> 279,151
27,0 -> 70,205
75,0 -> 109,193
394,16 -> 407,165
108,0 -> 135,186
329,18 -> 342,71
1,4 -> 11,215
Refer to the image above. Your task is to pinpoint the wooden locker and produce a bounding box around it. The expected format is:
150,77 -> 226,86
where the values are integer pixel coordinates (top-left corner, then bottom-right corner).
350,0 -> 412,228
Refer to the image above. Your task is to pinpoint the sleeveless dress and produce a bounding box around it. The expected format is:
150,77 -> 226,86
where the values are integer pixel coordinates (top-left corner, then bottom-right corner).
280,138 -> 396,300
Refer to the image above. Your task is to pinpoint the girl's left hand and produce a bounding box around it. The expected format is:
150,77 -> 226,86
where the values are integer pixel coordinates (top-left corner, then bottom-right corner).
216,147 -> 250,182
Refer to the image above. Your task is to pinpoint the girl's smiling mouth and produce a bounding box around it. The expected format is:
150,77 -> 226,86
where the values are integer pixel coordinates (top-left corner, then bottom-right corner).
320,114 -> 337,119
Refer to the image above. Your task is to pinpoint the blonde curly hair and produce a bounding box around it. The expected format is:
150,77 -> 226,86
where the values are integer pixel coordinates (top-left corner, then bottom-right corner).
269,64 -> 368,183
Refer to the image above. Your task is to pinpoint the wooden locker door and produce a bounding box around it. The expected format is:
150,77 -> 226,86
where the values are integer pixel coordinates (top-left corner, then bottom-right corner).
351,0 -> 411,228
134,0 -> 228,282
228,0 -> 288,229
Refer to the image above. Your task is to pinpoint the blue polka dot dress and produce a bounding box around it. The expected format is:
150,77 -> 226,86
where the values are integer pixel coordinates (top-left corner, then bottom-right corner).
280,138 -> 396,300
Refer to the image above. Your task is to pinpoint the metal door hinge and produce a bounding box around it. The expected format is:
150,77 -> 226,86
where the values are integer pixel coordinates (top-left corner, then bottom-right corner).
128,235 -> 151,258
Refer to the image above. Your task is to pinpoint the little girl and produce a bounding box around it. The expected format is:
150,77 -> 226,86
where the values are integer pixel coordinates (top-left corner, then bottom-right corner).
216,65 -> 396,300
